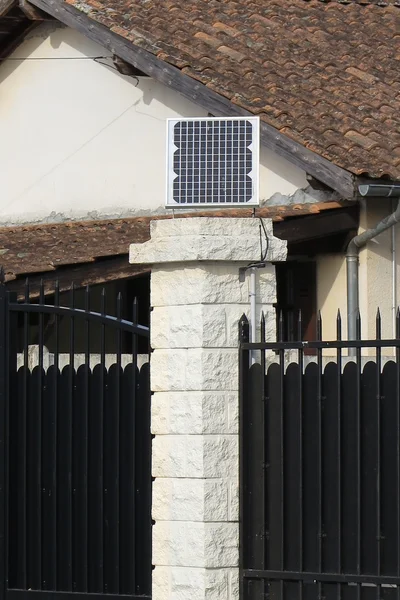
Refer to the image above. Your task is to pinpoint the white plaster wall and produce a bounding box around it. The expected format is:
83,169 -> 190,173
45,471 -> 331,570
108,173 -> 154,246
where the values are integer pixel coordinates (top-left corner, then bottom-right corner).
317,253 -> 347,341
359,200 -> 395,341
0,23 -> 308,225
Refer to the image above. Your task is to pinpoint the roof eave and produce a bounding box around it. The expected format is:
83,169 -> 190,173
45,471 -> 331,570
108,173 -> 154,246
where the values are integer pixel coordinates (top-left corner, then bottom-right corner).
27,0 -> 358,199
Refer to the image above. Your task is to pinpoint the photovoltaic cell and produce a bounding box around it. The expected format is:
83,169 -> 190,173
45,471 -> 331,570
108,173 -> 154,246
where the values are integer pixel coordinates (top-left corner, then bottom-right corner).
171,119 -> 255,205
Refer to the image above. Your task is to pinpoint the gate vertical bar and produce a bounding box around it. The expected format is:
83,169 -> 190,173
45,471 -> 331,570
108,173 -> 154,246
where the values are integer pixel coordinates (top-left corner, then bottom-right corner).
239,314 -> 250,600
376,310 -> 382,600
397,308 -> 400,600
336,311 -> 342,600
131,298 -> 137,595
37,282 -> 44,589
279,311 -> 285,600
298,311 -> 304,600
18,280 -> 29,589
0,283 -> 8,598
2,286 -> 17,597
316,312 -> 323,600
6,289 -> 17,597
356,311 -> 362,600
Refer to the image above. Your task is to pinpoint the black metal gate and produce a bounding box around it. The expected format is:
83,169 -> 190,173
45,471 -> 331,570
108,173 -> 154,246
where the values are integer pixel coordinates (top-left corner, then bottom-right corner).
239,311 -> 400,600
0,282 -> 152,600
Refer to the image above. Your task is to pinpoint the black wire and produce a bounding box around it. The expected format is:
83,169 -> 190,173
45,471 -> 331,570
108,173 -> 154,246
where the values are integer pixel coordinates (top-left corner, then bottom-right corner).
93,57 -> 120,72
259,217 -> 269,262
0,55 -> 111,61
91,58 -> 140,85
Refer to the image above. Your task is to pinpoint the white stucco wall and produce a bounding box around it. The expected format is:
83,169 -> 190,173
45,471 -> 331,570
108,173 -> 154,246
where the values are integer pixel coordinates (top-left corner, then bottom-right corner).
0,23 -> 309,225
317,254 -> 348,341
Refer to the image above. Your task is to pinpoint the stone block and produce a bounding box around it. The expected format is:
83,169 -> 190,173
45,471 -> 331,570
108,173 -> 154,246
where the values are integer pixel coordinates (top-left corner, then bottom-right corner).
150,349 -> 188,391
151,301 -> 277,351
151,304 -> 228,349
151,264 -> 249,307
130,217 -> 287,265
149,216 -> 275,239
151,262 -> 281,308
228,479 -> 239,521
204,523 -> 239,568
170,568 -> 206,600
153,478 -> 205,521
153,567 -> 206,600
203,479 -> 229,522
153,521 -> 205,567
152,435 -> 203,478
229,569 -> 240,600
153,566 -> 239,600
151,305 -> 203,349
201,393 -> 230,434
151,349 -> 237,392
152,434 -> 237,479
198,349 -> 238,391
152,392 -> 204,435
203,435 -> 238,478
227,393 -> 239,434
153,478 -> 230,522
151,391 -> 238,435
152,566 -> 239,600
204,569 -> 229,600
152,566 -> 171,600
259,264 -> 277,303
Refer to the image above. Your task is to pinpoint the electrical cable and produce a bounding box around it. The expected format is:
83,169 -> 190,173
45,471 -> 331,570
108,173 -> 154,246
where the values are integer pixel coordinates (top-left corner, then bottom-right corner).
239,216 -> 270,281
0,55 -> 112,60
1,54 -> 141,83
93,57 -> 139,85
259,217 -> 269,262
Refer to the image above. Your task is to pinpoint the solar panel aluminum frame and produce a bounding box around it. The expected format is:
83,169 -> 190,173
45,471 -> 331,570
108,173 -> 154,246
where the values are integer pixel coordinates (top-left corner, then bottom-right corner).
166,116 -> 260,208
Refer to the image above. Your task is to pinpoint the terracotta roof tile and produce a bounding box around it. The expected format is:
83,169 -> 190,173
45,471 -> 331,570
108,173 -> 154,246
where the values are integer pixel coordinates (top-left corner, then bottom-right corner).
65,0 -> 400,180
0,204 -> 349,281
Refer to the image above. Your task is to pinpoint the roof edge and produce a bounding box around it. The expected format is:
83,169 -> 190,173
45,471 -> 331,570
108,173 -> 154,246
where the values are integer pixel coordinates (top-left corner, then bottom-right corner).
28,0 -> 358,199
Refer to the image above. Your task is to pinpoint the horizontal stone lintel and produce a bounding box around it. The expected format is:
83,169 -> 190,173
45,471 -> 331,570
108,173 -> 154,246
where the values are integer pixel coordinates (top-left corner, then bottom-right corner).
130,217 -> 287,265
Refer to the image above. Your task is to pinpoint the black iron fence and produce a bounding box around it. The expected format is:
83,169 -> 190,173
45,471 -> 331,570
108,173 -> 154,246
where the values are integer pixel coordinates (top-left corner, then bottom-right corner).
0,281 -> 152,600
239,309 -> 400,600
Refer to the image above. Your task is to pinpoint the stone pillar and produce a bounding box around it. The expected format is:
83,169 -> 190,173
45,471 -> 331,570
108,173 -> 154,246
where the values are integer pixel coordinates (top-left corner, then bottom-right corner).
129,217 -> 286,600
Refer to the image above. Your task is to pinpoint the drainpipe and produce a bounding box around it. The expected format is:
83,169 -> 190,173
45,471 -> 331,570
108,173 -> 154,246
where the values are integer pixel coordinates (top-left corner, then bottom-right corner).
347,183 -> 400,352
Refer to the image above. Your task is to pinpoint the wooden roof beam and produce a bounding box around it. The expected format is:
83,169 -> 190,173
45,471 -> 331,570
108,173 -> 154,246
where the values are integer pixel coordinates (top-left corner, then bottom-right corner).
6,255 -> 150,299
273,205 -> 359,244
18,0 -> 53,20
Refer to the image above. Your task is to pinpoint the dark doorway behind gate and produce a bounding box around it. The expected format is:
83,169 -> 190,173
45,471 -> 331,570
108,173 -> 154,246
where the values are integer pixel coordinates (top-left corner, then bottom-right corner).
240,311 -> 400,600
0,281 -> 152,600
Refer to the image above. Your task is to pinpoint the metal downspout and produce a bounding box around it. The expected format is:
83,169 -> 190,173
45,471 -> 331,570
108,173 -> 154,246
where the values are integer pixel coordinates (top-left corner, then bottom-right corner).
346,199 -> 400,353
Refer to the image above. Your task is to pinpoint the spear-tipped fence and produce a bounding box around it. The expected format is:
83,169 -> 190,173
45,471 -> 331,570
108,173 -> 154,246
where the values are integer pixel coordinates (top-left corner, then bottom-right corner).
0,280 -> 152,599
239,307 -> 400,600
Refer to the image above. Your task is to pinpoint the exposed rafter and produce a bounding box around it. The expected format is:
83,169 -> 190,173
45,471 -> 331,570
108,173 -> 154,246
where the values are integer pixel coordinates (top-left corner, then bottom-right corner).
18,0 -> 52,20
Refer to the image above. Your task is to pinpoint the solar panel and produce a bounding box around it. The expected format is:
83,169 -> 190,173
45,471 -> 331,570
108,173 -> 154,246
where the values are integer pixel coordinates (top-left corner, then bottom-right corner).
166,116 -> 259,207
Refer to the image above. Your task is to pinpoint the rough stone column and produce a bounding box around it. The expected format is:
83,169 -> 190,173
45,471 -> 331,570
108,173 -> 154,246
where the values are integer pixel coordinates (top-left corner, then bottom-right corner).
130,217 -> 286,600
